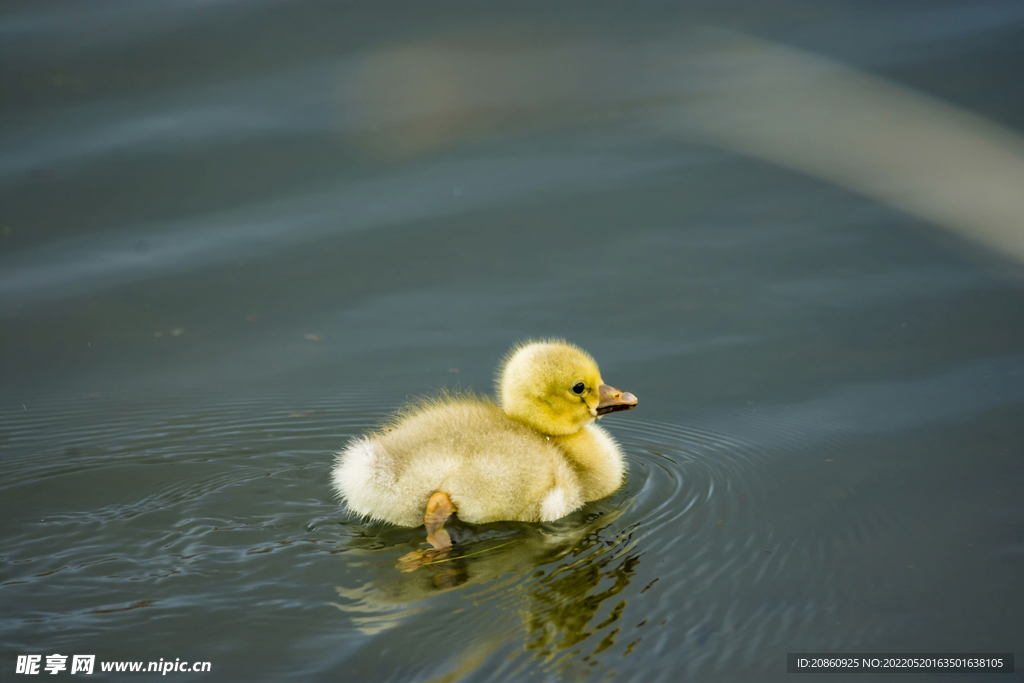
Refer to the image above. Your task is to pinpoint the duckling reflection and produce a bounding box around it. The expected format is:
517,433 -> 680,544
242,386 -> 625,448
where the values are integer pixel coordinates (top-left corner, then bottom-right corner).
333,505 -> 648,674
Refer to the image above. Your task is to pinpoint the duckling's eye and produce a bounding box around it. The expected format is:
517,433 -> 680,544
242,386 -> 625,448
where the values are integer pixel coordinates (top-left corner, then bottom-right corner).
571,382 -> 586,395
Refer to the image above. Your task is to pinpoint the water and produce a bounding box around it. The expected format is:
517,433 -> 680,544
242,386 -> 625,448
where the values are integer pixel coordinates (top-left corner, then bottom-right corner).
2,1 -> 1023,681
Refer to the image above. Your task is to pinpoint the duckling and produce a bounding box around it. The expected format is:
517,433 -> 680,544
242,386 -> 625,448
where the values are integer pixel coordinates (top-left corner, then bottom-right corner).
331,339 -> 637,550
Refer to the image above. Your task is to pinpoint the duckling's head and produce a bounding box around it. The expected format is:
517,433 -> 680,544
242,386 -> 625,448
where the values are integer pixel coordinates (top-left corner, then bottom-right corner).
497,339 -> 638,436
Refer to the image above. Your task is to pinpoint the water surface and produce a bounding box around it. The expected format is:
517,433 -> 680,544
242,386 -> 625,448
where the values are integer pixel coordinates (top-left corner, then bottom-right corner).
2,1 -> 1023,681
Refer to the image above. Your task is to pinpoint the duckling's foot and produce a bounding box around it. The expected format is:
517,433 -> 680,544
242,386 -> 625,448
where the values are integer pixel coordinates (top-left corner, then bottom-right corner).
397,546 -> 451,573
396,492 -> 458,572
424,491 -> 456,550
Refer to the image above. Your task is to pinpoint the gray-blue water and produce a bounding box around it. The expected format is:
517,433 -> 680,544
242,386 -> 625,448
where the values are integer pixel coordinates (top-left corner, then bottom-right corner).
2,1 -> 1023,681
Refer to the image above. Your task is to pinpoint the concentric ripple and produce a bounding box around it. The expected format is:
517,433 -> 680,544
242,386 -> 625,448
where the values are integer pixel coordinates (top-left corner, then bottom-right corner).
616,417 -> 776,542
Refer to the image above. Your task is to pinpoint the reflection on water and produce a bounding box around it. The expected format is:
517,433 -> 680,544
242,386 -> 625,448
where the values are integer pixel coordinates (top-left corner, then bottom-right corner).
8,25 -> 1024,314
334,511 -> 650,680
333,509 -> 639,648
520,530 -> 641,664
352,27 -> 1024,264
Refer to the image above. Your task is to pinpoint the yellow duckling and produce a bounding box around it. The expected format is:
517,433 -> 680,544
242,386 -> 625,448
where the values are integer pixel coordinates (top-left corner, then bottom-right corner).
331,339 -> 637,549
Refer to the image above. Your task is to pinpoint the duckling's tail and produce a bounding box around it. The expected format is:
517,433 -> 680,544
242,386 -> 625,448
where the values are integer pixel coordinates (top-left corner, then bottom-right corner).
332,437 -> 423,527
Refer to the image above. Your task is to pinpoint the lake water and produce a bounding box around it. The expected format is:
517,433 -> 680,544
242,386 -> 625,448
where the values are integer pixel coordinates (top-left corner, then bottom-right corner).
2,1 -> 1023,681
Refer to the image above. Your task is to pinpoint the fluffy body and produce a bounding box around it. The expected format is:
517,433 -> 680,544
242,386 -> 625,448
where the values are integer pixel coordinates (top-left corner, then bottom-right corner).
332,340 -> 633,528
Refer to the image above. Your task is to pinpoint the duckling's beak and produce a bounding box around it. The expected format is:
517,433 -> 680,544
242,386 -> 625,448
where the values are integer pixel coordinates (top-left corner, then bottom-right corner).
596,384 -> 638,415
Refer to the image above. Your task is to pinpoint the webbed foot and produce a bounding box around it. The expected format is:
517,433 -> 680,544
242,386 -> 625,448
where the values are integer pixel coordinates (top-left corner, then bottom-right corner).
396,492 -> 457,572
